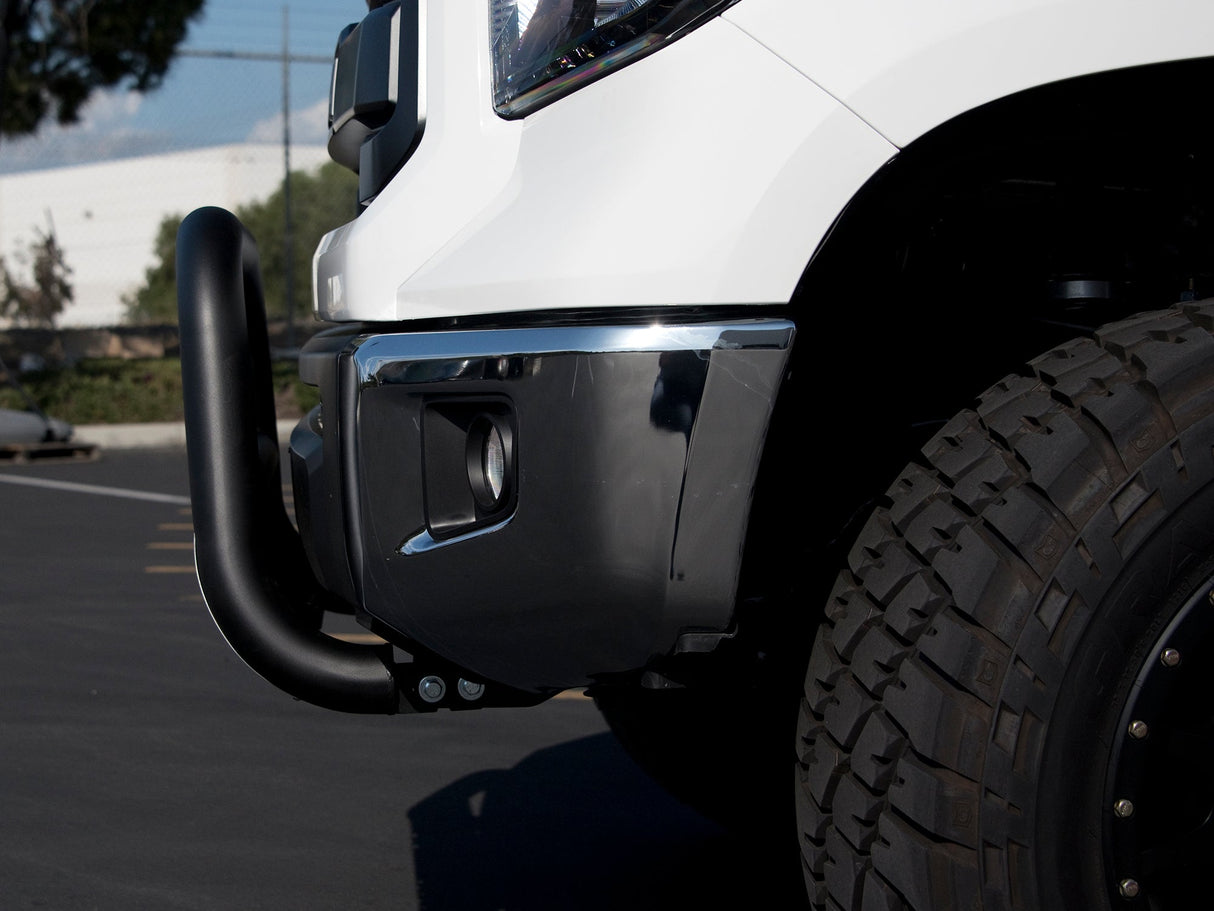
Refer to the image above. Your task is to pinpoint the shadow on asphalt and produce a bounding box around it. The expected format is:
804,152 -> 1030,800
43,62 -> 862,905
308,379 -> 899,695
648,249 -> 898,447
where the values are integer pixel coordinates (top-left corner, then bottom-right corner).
408,732 -> 804,910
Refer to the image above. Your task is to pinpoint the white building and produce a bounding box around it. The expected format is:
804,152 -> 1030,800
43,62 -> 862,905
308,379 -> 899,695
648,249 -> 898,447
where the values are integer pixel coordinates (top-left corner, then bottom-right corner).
0,143 -> 329,327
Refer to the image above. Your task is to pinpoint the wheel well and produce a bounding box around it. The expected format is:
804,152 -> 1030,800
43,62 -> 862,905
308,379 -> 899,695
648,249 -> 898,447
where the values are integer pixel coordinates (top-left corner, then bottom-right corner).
735,55 -> 1214,661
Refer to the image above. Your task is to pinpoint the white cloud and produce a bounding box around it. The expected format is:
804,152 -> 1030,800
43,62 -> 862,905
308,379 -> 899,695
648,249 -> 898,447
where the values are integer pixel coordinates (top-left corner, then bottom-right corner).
245,96 -> 330,146
73,90 -> 146,131
0,89 -> 166,174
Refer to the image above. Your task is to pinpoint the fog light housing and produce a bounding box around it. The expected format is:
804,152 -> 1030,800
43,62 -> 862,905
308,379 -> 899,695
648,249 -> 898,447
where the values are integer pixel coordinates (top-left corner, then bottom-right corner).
422,400 -> 517,541
467,415 -> 510,511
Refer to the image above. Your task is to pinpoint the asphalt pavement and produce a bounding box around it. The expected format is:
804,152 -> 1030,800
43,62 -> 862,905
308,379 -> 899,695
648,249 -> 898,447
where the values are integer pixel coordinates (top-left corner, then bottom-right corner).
0,445 -> 795,910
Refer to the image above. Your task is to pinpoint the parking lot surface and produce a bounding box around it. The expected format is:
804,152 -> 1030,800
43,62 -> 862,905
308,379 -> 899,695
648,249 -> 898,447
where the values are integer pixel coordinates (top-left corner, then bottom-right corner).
0,447 -> 793,910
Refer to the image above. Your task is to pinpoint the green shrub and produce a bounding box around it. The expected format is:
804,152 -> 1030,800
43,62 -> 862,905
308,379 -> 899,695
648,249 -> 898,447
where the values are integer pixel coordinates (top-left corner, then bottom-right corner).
0,357 -> 318,425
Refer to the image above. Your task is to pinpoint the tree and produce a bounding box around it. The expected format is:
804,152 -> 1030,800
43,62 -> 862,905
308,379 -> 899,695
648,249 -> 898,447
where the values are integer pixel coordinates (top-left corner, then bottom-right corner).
124,161 -> 360,325
123,213 -> 178,324
0,222 -> 73,327
238,161 -> 361,325
0,0 -> 205,139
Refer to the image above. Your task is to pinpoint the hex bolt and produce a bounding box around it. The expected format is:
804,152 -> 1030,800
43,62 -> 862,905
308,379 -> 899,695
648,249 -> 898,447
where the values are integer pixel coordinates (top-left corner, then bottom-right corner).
1128,719 -> 1149,740
457,678 -> 485,701
1113,799 -> 1135,818
1118,878 -> 1140,899
418,675 -> 446,704
1160,648 -> 1181,668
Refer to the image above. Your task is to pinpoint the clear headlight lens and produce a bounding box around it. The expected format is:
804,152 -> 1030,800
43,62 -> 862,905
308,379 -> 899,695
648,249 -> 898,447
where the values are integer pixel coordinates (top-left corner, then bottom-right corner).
490,0 -> 736,117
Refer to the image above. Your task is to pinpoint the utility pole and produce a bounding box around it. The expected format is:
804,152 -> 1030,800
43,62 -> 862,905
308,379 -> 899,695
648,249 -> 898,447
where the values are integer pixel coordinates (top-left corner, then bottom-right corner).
282,5 -> 295,349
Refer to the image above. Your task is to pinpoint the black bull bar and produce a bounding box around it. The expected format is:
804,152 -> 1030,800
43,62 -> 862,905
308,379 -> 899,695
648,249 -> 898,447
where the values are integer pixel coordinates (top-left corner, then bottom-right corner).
176,206 -> 402,714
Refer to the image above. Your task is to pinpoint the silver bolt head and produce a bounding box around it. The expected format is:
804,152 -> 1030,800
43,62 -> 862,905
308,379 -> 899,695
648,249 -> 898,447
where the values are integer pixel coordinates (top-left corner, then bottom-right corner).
1118,878 -> 1140,899
1113,799 -> 1135,818
1128,719 -> 1149,740
418,675 -> 446,703
457,678 -> 485,701
1160,647 -> 1181,668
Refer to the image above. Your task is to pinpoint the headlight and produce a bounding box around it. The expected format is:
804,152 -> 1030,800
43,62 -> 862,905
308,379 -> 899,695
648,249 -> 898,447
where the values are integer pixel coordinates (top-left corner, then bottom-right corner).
490,0 -> 738,117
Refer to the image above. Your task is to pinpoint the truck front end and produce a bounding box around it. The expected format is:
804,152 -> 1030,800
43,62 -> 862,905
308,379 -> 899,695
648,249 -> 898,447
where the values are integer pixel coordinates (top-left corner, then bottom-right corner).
176,0 -> 833,713
178,4 -> 1214,909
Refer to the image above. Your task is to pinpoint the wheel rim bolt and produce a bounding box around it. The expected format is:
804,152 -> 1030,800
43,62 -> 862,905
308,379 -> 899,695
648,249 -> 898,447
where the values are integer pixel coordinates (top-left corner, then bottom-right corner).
1113,798 -> 1135,818
1118,878 -> 1140,899
1160,647 -> 1181,667
1128,719 -> 1149,740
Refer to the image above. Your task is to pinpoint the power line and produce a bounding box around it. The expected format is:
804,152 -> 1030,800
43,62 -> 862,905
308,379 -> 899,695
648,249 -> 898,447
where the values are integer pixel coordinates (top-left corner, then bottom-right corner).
178,49 -> 330,65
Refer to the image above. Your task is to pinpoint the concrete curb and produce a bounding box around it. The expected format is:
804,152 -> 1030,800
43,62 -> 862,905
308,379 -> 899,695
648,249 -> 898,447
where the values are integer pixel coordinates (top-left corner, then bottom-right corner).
74,419 -> 298,450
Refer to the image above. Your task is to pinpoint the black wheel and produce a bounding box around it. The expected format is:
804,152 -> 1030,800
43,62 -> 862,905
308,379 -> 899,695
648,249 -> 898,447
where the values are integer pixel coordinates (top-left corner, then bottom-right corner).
797,302 -> 1214,910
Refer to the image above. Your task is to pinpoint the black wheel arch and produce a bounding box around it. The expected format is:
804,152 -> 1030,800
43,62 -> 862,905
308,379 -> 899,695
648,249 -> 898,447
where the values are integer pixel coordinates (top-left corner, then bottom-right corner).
733,54 -> 1214,663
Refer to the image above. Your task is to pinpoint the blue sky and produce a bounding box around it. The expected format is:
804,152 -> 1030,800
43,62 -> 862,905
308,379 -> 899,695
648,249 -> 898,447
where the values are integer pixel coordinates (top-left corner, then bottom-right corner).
0,0 -> 369,173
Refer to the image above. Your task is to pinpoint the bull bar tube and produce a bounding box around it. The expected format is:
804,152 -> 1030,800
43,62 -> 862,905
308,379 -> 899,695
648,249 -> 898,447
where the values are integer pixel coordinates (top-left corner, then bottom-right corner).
176,206 -> 402,714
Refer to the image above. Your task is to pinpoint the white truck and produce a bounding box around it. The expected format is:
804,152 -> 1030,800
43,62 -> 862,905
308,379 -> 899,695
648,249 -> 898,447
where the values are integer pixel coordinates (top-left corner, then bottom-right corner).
176,2 -> 1214,907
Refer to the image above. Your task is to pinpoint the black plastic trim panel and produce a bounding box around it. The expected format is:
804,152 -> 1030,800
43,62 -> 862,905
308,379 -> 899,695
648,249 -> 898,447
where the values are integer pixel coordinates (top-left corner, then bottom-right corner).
290,319 -> 795,692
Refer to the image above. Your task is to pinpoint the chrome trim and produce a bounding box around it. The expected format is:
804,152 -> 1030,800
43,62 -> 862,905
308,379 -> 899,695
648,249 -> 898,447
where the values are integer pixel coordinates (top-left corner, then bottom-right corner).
399,515 -> 514,555
354,320 -> 795,385
388,5 -> 401,105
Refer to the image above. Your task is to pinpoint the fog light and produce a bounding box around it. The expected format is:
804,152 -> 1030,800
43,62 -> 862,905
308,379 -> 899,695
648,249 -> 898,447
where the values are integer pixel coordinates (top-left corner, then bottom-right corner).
467,416 -> 510,511
484,426 -> 505,501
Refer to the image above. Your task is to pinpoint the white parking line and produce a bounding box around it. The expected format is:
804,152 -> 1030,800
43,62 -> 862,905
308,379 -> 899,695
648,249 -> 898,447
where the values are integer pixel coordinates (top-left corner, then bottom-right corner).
0,473 -> 191,505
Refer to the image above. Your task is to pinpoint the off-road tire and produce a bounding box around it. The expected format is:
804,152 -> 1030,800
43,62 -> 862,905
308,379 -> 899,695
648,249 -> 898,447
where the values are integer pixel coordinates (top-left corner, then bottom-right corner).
798,302 -> 1214,910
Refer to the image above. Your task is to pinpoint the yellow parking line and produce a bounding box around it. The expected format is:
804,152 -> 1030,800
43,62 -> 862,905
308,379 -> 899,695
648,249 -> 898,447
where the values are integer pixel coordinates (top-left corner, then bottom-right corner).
147,541 -> 194,550
145,565 -> 196,574
326,632 -> 388,644
554,689 -> 590,700
158,523 -> 194,532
